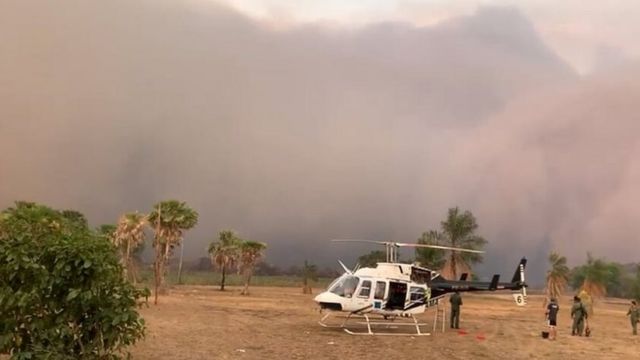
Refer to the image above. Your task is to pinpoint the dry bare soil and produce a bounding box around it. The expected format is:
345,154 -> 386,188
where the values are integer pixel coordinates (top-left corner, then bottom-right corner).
131,286 -> 640,360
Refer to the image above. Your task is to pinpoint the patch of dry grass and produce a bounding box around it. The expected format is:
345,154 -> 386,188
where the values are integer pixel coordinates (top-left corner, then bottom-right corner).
130,287 -> 640,359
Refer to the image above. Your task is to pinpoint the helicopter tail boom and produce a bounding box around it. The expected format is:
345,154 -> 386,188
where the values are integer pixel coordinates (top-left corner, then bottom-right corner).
429,257 -> 528,305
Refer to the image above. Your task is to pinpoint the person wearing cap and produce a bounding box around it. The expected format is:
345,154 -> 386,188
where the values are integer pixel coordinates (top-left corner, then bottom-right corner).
571,295 -> 588,336
627,300 -> 639,335
545,298 -> 560,340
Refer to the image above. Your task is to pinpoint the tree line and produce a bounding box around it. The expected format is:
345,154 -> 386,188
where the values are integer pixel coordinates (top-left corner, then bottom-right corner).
545,251 -> 640,313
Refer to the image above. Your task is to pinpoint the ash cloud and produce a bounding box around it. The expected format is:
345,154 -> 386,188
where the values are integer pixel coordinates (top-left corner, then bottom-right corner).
2,0 -> 636,280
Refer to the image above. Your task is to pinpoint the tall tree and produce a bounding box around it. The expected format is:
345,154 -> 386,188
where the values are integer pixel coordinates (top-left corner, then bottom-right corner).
415,230 -> 446,269
238,240 -> 267,295
544,251 -> 570,306
571,254 -> 631,302
0,202 -> 147,358
571,253 -> 614,299
302,260 -> 318,294
114,212 -> 147,283
148,200 -> 198,304
208,230 -> 241,291
424,207 -> 487,279
357,250 -> 386,268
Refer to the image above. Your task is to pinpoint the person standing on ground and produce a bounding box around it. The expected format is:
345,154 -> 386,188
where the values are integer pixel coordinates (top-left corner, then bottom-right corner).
627,300 -> 639,335
545,298 -> 560,340
450,291 -> 463,329
571,296 -> 588,336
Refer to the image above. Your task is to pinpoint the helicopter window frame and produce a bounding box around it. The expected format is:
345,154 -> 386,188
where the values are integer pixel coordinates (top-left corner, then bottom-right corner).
374,281 -> 386,300
357,280 -> 372,298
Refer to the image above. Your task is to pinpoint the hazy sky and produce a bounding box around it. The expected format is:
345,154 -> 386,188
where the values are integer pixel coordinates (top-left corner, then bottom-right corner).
1,0 -> 639,282
223,0 -> 640,74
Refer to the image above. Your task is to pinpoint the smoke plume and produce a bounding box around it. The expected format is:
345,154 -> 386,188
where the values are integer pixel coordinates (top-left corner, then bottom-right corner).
2,0 -> 637,280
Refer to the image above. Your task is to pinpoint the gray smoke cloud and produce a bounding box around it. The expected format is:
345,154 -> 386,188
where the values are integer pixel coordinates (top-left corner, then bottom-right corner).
2,0 -> 636,281
453,65 -> 640,272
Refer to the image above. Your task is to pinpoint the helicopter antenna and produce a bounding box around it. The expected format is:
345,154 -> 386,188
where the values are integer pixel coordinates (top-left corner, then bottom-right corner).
331,239 -> 484,263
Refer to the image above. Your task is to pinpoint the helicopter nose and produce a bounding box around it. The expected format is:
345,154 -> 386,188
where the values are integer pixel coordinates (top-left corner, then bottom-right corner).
313,291 -> 332,303
314,292 -> 343,311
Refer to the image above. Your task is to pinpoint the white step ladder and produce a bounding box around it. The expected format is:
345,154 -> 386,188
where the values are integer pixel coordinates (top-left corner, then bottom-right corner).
432,300 -> 446,333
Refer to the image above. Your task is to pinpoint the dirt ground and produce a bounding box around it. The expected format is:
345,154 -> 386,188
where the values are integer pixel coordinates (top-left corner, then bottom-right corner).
131,286 -> 640,360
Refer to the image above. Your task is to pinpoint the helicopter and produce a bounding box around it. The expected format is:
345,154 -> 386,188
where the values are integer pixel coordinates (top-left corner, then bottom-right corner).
313,239 -> 527,336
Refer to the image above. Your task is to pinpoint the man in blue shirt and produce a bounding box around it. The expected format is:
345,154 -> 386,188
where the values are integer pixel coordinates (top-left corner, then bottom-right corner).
545,298 -> 559,340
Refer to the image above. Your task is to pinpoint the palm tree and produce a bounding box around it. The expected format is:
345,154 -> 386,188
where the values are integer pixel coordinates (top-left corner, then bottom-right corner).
97,224 -> 117,243
569,253 -> 617,316
114,212 -> 147,283
302,260 -> 318,294
208,230 -> 241,291
415,230 -> 446,269
423,207 -> 487,279
148,200 -> 199,304
544,251 -> 570,306
578,289 -> 594,316
580,253 -> 609,298
238,240 -> 267,295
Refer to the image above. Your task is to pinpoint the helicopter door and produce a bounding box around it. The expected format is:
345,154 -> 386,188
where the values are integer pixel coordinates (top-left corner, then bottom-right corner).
372,281 -> 386,310
353,279 -> 372,308
386,282 -> 407,310
374,281 -> 386,300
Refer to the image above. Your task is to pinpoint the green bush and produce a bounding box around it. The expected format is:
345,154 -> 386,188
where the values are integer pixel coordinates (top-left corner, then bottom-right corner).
0,202 -> 148,359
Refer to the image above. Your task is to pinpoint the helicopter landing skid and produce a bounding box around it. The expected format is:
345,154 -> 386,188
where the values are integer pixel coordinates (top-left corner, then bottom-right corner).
318,313 -> 430,336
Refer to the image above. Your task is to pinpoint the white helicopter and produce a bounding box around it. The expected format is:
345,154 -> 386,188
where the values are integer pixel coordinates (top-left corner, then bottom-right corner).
314,240 -> 527,336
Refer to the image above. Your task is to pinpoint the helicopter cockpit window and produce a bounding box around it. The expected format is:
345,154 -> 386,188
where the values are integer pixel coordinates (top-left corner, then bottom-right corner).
329,275 -> 360,298
358,280 -> 372,298
410,286 -> 425,301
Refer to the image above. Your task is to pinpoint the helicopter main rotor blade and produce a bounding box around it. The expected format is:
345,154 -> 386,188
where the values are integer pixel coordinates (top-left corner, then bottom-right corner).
331,239 -> 483,254
338,260 -> 353,274
395,243 -> 485,254
331,239 -> 395,246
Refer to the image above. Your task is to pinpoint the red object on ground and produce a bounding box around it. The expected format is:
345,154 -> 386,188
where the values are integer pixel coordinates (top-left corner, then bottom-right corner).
476,334 -> 486,340
457,330 -> 468,335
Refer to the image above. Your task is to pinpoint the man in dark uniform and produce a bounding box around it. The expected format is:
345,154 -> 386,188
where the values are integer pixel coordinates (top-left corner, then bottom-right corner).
545,298 -> 559,340
627,300 -> 639,335
571,296 -> 588,336
450,291 -> 463,329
